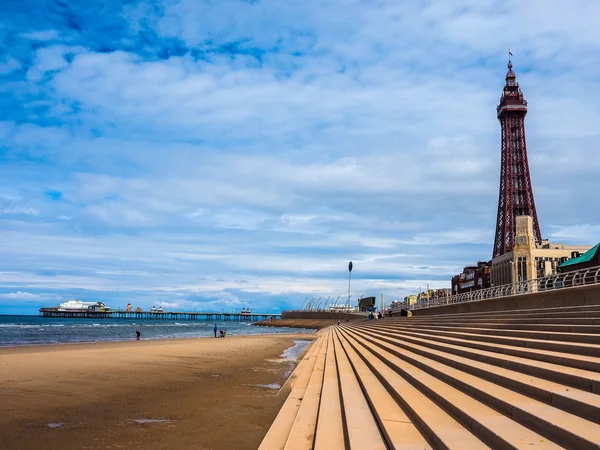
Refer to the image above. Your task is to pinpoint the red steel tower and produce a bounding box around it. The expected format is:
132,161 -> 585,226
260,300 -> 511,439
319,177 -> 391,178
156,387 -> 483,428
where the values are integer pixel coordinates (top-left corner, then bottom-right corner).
493,58 -> 542,258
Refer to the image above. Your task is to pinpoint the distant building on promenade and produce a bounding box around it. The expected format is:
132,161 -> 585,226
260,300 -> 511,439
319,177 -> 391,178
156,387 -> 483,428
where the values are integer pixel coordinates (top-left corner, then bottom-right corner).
437,288 -> 452,297
407,288 -> 452,305
491,216 -> 592,286
451,261 -> 492,295
358,296 -> 376,312
558,243 -> 600,273
403,294 -> 418,306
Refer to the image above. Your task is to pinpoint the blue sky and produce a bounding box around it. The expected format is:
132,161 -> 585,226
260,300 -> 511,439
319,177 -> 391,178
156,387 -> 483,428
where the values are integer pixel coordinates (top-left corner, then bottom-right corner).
1,0 -> 600,315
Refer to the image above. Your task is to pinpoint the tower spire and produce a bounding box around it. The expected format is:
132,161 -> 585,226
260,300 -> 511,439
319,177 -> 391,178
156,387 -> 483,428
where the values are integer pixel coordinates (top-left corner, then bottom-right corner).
493,58 -> 542,258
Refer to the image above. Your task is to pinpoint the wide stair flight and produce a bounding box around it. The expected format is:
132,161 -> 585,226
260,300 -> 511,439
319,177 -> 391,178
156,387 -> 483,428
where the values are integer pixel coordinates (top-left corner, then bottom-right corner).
259,304 -> 600,449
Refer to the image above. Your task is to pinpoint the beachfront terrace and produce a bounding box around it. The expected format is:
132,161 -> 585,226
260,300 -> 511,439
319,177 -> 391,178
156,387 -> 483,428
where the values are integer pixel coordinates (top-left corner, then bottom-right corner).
260,303 -> 600,449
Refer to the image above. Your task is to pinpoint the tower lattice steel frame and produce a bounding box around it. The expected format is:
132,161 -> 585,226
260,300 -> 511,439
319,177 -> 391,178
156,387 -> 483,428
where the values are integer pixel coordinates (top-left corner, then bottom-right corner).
493,58 -> 542,258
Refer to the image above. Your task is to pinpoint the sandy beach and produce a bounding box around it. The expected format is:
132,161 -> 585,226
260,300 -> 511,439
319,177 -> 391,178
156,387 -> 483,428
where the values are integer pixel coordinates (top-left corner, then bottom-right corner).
0,334 -> 315,450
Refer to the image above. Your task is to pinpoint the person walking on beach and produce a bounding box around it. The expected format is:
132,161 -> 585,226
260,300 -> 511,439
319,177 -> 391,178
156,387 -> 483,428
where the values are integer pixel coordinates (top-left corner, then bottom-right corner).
135,330 -> 141,340
214,323 -> 218,338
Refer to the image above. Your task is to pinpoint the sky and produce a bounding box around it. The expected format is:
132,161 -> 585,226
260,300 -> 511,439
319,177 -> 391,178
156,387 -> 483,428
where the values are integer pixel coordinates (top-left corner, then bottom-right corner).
1,0 -> 600,315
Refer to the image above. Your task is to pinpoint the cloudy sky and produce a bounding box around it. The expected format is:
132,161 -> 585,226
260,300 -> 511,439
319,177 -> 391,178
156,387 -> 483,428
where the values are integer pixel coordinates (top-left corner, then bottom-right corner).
1,0 -> 599,315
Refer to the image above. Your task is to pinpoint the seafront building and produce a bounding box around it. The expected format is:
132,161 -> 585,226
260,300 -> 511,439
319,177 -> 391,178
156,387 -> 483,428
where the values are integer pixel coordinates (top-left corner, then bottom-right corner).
451,261 -> 492,294
559,242 -> 600,273
403,294 -> 418,306
491,215 -> 591,286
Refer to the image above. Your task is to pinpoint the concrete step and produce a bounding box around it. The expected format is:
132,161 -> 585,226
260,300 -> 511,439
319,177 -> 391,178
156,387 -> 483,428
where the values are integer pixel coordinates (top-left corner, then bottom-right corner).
259,334 -> 326,450
386,324 -> 600,345
261,303 -> 600,450
371,326 -> 600,374
284,330 -> 329,450
379,331 -> 600,393
339,328 -> 570,449
281,336 -> 320,393
342,328 -> 600,393
378,320 -> 600,334
314,331 -> 344,450
376,323 -> 600,357
342,327 -> 600,450
411,304 -> 600,320
398,316 -> 600,325
331,328 -> 431,449
332,327 -> 387,449
335,330 -> 492,449
351,327 -> 600,424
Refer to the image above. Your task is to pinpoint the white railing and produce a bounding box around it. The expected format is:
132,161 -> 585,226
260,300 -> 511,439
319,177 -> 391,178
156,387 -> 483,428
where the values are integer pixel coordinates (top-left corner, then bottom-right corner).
407,265 -> 600,310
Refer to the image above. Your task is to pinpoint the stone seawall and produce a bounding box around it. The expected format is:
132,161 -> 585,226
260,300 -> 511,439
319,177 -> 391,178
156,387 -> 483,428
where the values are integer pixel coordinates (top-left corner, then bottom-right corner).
281,311 -> 365,321
253,319 -> 345,330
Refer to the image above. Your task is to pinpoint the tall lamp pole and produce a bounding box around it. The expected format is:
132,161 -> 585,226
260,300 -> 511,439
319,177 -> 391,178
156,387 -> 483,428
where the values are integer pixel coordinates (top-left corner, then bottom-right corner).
347,261 -> 353,310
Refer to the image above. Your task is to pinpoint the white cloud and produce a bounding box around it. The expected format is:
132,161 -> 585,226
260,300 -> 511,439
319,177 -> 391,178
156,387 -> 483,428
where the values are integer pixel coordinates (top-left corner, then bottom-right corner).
20,30 -> 60,41
547,224 -> 600,244
0,291 -> 42,300
0,57 -> 21,76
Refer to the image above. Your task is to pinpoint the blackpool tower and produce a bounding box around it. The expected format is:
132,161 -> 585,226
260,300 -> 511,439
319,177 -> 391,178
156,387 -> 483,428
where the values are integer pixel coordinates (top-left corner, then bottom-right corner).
492,57 -> 542,258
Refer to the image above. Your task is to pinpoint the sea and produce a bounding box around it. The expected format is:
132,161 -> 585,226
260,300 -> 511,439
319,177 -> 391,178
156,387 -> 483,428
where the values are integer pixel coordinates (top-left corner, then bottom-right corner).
0,315 -> 314,347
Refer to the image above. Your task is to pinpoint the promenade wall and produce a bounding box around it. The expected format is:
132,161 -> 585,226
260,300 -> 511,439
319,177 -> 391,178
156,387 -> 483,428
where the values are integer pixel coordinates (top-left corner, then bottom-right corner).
281,311 -> 364,321
413,283 -> 600,316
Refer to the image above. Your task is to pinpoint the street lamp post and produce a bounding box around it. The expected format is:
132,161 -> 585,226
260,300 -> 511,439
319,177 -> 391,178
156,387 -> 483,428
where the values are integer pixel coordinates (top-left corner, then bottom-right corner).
347,261 -> 353,310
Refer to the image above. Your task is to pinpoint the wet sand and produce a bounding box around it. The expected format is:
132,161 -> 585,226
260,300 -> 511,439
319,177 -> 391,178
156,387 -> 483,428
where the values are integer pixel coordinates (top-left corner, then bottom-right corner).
0,334 -> 315,450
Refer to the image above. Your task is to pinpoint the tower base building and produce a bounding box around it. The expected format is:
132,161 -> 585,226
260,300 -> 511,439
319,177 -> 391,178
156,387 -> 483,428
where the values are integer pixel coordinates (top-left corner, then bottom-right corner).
491,216 -> 592,287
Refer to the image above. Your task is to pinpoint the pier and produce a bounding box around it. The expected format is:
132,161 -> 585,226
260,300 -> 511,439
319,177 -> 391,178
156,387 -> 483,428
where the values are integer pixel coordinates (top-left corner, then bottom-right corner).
39,309 -> 281,322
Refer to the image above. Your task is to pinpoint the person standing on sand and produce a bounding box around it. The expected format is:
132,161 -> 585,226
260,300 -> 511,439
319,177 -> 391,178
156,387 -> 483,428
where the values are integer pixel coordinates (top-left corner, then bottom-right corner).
135,330 -> 141,340
214,324 -> 218,338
